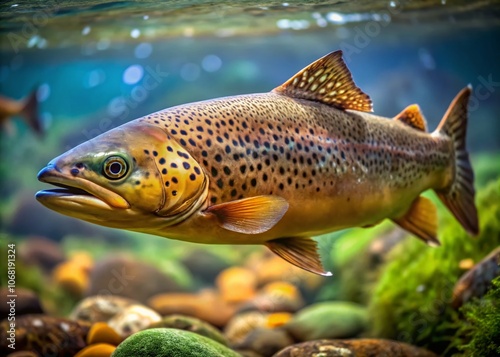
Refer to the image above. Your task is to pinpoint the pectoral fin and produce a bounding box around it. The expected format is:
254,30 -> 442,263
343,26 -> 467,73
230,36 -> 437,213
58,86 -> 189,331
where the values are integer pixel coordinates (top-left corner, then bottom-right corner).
205,195 -> 288,234
265,237 -> 332,276
392,196 -> 440,246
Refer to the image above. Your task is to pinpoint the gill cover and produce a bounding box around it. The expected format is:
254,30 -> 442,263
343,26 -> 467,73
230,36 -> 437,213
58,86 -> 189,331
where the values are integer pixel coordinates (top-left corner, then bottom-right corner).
136,122 -> 208,217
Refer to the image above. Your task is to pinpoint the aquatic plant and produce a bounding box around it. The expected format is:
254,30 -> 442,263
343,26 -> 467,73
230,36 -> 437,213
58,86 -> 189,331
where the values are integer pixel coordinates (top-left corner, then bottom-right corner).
368,177 -> 500,355
452,276 -> 500,356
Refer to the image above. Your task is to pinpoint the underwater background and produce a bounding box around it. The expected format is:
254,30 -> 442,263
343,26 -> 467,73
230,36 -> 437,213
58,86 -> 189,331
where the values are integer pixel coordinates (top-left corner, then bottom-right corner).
0,1 -> 499,356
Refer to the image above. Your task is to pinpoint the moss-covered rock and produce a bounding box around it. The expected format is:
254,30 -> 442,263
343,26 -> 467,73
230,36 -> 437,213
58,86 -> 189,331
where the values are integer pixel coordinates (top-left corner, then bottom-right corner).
368,178 -> 500,355
453,276 -> 500,356
111,328 -> 240,357
284,301 -> 367,341
149,315 -> 227,346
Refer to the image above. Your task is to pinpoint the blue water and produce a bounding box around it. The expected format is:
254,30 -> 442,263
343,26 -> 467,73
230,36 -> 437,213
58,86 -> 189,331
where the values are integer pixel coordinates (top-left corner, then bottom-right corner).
0,0 -> 499,236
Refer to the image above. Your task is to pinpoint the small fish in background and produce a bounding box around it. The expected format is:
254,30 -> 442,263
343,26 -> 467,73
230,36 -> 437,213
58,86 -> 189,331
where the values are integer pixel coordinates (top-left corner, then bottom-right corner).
36,51 -> 479,275
0,87 -> 43,137
452,246 -> 500,309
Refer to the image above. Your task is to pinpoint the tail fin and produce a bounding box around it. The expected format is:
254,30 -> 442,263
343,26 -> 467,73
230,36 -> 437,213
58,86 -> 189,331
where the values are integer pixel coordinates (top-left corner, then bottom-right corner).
434,85 -> 479,236
20,88 -> 43,136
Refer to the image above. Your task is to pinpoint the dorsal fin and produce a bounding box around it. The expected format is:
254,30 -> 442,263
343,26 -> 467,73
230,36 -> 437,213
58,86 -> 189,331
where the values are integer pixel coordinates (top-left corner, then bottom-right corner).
272,50 -> 373,112
394,104 -> 427,132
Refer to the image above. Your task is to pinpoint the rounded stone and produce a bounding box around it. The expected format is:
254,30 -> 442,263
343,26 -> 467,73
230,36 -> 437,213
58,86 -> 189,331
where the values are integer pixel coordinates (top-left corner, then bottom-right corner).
107,304 -> 161,338
70,295 -> 138,323
273,339 -> 438,357
86,255 -> 183,304
111,328 -> 241,357
284,302 -> 367,341
0,314 -> 90,357
149,314 -> 227,346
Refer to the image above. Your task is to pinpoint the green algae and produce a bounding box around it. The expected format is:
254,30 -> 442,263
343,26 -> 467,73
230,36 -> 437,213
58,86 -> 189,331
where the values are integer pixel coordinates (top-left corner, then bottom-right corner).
368,177 -> 500,355
453,276 -> 500,356
112,328 -> 240,357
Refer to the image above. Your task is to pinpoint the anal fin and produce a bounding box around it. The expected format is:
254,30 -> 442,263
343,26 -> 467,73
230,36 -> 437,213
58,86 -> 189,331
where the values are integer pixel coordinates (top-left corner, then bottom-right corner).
265,237 -> 332,276
204,195 -> 288,234
392,196 -> 440,246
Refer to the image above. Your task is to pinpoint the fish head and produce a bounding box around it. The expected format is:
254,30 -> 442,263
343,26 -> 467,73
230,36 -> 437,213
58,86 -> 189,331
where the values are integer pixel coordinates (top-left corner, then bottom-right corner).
36,122 -> 208,230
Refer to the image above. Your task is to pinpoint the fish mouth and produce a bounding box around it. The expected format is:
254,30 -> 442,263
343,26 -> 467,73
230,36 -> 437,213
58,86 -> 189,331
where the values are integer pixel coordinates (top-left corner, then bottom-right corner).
36,165 -> 130,211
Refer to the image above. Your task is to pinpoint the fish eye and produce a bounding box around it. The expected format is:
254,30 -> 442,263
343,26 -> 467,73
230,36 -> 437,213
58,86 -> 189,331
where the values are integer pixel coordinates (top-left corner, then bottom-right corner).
103,156 -> 128,180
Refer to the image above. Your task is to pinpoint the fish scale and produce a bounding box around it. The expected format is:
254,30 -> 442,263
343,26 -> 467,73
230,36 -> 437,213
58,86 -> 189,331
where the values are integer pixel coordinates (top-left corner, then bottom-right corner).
36,50 -> 479,275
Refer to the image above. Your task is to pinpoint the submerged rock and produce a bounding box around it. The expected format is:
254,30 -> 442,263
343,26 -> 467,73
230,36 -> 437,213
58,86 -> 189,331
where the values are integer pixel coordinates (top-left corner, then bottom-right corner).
452,246 -> 500,308
148,289 -> 235,328
111,328 -> 240,357
74,343 -> 116,357
86,256 -> 183,304
284,302 -> 367,341
86,322 -> 123,346
0,287 -> 44,316
252,255 -> 324,297
234,327 -> 294,357
273,339 -> 438,357
216,266 -> 257,303
70,295 -> 138,323
53,260 -> 90,297
0,314 -> 90,357
238,281 -> 304,314
181,248 -> 230,284
224,311 -> 268,345
107,304 -> 161,338
149,314 -> 227,346
19,236 -> 65,273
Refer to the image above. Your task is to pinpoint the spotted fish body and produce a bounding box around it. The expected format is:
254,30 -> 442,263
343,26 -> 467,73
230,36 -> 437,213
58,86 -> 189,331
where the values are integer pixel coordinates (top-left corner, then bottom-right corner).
36,51 -> 479,275
139,94 -> 448,239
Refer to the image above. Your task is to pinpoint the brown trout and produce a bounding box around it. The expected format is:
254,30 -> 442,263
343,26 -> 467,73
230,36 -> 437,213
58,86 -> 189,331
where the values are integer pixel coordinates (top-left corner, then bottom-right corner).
36,51 -> 479,275
0,88 -> 43,136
